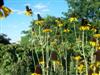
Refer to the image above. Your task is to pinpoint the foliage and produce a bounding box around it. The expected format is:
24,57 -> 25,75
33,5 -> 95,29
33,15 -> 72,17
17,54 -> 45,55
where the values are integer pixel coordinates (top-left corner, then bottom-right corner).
0,0 -> 100,75
0,34 -> 10,44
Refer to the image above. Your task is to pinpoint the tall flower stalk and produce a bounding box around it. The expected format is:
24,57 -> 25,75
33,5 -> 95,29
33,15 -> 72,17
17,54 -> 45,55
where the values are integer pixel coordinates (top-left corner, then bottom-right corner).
73,22 -> 77,41
82,31 -> 88,75
45,33 -> 49,75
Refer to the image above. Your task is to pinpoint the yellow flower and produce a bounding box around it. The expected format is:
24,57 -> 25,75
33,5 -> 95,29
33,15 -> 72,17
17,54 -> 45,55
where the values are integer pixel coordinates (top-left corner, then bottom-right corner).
25,6 -> 33,16
55,20 -> 60,23
69,17 -> 77,22
74,56 -> 81,61
63,29 -> 70,33
89,41 -> 96,47
52,60 -> 62,65
79,25 -> 90,31
91,27 -> 97,32
93,34 -> 100,38
55,19 -> 63,27
39,61 -> 45,65
96,46 -> 100,50
25,11 -> 32,16
31,73 -> 41,75
35,20 -> 44,26
90,64 -> 94,69
96,62 -> 100,67
77,64 -> 84,73
92,73 -> 99,75
1,6 -> 12,17
58,23 -> 63,27
43,29 -> 52,33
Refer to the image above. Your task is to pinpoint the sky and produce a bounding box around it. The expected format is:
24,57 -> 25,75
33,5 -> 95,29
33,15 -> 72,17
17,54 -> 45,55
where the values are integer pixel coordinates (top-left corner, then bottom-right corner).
0,0 -> 68,43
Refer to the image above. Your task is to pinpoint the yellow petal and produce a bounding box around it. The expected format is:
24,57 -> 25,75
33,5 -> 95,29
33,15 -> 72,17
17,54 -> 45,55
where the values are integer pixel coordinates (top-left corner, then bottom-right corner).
69,17 -> 77,22
79,26 -> 90,31
25,11 -> 32,16
1,6 -> 12,17
74,56 -> 81,61
89,41 -> 96,47
93,34 -> 100,38
43,29 -> 52,32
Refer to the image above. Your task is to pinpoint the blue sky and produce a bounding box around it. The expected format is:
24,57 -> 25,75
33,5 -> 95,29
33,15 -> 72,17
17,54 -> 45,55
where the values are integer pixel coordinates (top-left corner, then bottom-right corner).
0,0 -> 68,43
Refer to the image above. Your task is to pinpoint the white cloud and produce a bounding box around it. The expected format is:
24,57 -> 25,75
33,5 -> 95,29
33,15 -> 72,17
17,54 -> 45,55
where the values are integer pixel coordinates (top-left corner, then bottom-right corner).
12,9 -> 25,15
16,11 -> 24,15
34,3 -> 47,10
33,3 -> 50,15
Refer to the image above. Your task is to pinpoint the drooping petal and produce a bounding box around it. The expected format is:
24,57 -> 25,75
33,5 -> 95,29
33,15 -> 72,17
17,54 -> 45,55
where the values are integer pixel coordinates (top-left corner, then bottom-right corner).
0,10 -> 4,19
1,6 -> 12,17
25,10 -> 32,16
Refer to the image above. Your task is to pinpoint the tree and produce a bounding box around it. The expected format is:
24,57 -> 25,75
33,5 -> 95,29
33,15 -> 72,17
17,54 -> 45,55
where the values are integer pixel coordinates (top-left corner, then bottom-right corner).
64,0 -> 100,27
0,34 -> 10,44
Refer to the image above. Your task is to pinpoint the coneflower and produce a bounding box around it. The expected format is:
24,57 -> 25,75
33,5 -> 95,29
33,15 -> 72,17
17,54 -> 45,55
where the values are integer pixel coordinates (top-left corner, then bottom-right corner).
88,63 -> 99,75
93,29 -> 100,38
55,18 -> 63,27
63,25 -> 70,33
25,6 -> 33,16
50,51 -> 62,72
43,25 -> 52,33
90,26 -> 97,32
31,65 -> 42,75
39,57 -> 45,65
89,38 -> 96,47
79,18 -> 90,31
0,0 -> 12,18
73,55 -> 81,61
69,13 -> 78,22
35,14 -> 44,26
77,63 -> 84,74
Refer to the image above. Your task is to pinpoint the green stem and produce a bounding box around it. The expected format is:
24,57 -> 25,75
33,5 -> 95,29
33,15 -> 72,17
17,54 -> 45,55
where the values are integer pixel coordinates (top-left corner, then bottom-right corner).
74,23 -> 77,41
76,61 -> 78,75
42,48 -> 45,75
39,26 -> 41,37
82,31 -> 88,75
60,27 -> 63,42
65,43 -> 68,75
32,49 -> 36,68
91,47 -> 95,64
96,38 -> 99,51
69,56 -> 74,75
31,34 -> 39,67
46,33 -> 49,75
80,72 -> 82,75
86,31 -> 88,44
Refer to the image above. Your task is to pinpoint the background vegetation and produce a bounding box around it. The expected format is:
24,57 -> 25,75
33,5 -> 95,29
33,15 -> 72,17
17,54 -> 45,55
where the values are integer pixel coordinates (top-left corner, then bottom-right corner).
0,0 -> 100,75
